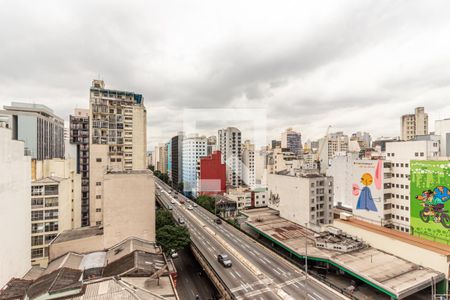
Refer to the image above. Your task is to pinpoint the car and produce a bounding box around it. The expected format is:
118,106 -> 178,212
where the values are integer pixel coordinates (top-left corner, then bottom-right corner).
171,199 -> 176,204
193,203 -> 198,207
168,190 -> 172,194
170,249 -> 178,259
178,217 -> 185,225
180,199 -> 185,204
217,254 -> 232,267
187,205 -> 193,210
215,218 -> 222,224
168,205 -> 173,210
174,194 -> 178,199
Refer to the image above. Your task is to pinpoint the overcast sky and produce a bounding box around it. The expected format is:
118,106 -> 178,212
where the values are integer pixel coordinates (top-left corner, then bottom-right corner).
1,0 -> 450,149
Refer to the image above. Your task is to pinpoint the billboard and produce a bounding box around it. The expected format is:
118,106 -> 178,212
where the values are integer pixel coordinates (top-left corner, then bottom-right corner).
351,160 -> 384,223
410,161 -> 450,244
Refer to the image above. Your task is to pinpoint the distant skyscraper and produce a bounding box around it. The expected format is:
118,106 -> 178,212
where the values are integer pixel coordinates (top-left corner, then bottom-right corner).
242,140 -> 256,188
350,131 -> 372,149
401,107 -> 428,141
89,80 -> 147,226
182,135 -> 207,196
69,108 -> 90,226
281,128 -> 302,157
218,127 -> 242,188
0,102 -> 64,160
171,133 -> 184,187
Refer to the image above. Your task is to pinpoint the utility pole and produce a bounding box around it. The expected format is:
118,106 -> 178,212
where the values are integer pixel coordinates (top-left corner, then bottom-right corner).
304,222 -> 308,299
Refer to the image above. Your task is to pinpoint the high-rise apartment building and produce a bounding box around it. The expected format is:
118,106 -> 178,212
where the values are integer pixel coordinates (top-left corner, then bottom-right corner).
385,137 -> 440,232
182,135 -> 207,196
242,140 -> 256,188
171,133 -> 183,188
30,158 -> 81,267
0,102 -> 64,159
69,108 -> 90,226
89,80 -> 147,225
218,127 -> 242,187
401,107 -> 428,141
0,126 -> 31,288
281,128 -> 302,157
350,131 -> 372,149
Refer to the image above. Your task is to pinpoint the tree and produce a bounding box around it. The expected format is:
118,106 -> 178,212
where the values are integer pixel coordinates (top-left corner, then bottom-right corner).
156,209 -> 175,229
156,225 -> 190,253
196,195 -> 216,214
148,165 -> 155,171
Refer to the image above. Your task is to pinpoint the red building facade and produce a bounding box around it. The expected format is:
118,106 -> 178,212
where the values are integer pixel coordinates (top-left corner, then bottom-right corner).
197,151 -> 226,196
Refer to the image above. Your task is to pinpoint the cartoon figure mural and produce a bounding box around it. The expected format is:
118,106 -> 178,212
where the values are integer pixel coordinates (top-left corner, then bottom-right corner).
352,160 -> 382,214
415,186 -> 450,228
410,161 -> 450,245
354,173 -> 378,212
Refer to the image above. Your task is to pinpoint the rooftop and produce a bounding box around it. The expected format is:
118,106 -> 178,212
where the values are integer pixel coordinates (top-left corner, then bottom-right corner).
52,226 -> 104,244
2,102 -> 63,121
243,208 -> 445,299
338,218 -> 450,256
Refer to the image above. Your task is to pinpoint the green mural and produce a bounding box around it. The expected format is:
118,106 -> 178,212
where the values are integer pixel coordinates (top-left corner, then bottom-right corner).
410,161 -> 450,244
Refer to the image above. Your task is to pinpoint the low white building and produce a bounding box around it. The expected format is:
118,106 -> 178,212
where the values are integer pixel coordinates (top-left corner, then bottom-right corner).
267,173 -> 333,228
0,126 -> 31,288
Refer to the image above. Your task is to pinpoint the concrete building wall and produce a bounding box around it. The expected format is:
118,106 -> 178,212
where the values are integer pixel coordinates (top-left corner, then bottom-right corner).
103,171 -> 155,248
89,144 -> 109,225
0,127 -> 31,288
132,105 -> 147,170
267,173 -> 333,227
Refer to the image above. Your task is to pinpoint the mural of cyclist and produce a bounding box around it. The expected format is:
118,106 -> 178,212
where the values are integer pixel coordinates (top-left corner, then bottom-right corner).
416,186 -> 450,223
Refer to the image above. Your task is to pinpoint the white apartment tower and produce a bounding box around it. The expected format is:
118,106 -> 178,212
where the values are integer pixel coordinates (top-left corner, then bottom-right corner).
182,135 -> 207,196
401,107 -> 428,141
89,80 -> 147,226
242,140 -> 256,188
218,127 -> 242,187
0,126 -> 31,288
385,138 -> 439,232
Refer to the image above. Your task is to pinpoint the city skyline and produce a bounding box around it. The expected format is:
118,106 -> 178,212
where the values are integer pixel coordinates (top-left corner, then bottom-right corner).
1,1 -> 450,147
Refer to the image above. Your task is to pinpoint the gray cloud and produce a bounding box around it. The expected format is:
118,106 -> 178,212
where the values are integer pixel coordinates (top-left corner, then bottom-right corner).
1,0 -> 450,148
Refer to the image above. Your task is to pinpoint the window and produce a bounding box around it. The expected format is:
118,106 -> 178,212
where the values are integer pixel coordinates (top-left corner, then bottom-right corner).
31,211 -> 44,221
96,158 -> 102,162
45,222 -> 58,232
44,210 -> 58,220
96,208 -> 101,212
96,221 -> 102,225
32,223 -> 44,233
31,236 -> 43,246
45,197 -> 58,207
415,152 -> 419,157
45,185 -> 58,196
96,195 -> 101,199
96,182 -> 101,186
31,186 -> 44,196
31,248 -> 44,259
32,198 -> 44,209
420,152 -> 424,157
43,234 -> 57,244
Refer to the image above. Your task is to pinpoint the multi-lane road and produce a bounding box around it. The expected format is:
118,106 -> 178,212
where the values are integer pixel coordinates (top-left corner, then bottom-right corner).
156,179 -> 347,300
